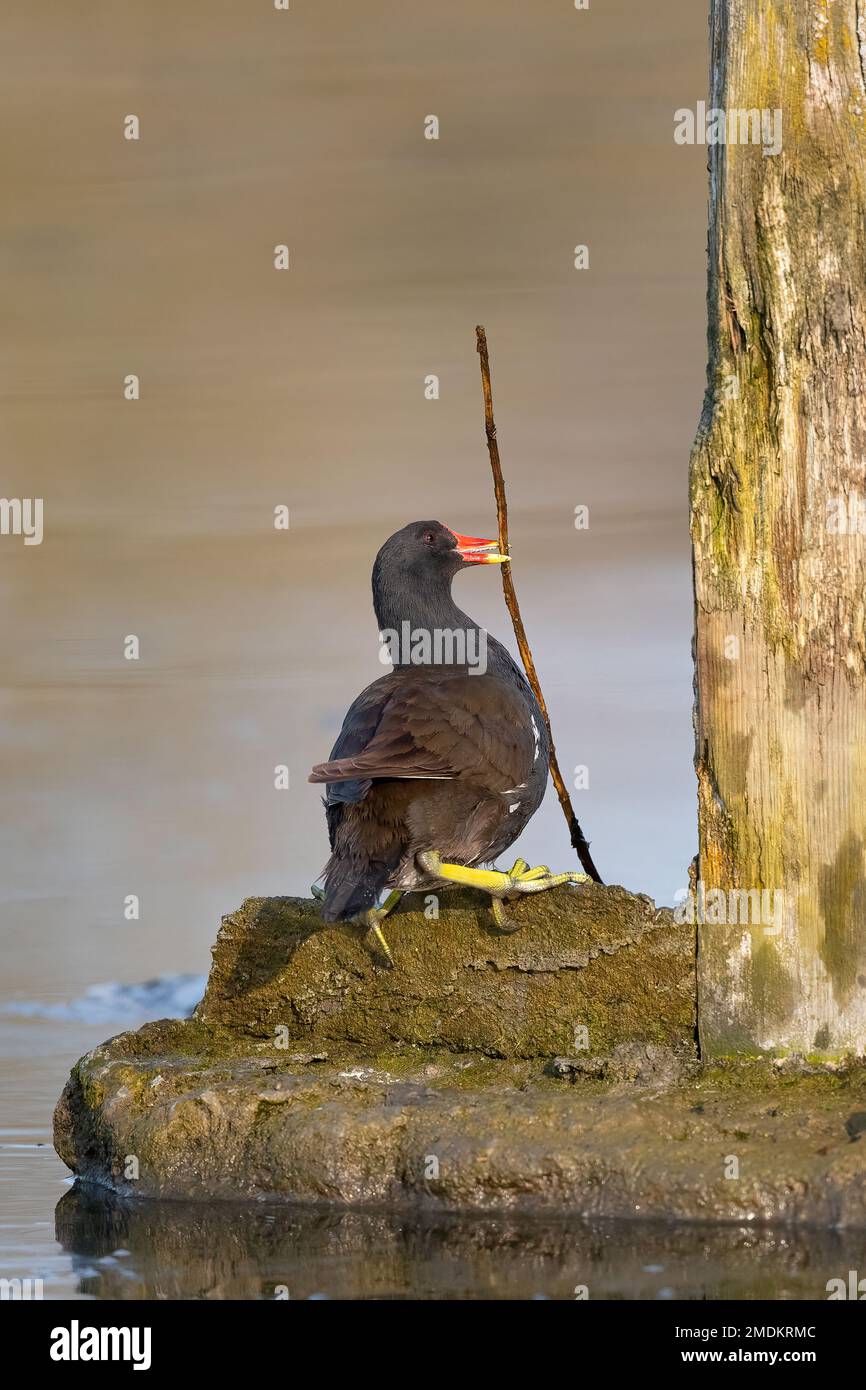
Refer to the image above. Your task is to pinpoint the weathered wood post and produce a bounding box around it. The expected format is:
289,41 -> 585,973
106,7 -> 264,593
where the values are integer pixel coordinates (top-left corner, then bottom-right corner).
690,0 -> 866,1056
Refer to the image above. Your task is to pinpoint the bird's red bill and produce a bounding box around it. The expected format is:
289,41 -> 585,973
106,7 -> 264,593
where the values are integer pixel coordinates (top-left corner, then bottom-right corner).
447,529 -> 510,564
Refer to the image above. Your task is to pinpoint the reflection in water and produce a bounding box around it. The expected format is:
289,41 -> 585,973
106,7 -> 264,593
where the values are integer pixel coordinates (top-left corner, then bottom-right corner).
56,1183 -> 863,1301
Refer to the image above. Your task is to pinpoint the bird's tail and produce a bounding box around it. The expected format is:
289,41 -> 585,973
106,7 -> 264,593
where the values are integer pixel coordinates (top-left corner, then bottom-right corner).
318,786 -> 406,922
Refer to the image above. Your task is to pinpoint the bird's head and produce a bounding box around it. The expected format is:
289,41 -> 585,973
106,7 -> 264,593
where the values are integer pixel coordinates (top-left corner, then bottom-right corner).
374,520 -> 508,583
371,520 -> 508,633
370,520 -> 509,661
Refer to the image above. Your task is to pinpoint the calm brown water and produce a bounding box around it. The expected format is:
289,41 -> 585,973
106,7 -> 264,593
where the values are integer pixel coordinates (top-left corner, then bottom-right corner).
0,0 -> 779,1299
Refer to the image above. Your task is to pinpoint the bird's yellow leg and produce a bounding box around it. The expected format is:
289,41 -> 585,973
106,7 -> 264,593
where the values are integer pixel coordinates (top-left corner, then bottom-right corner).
417,855 -> 515,892
363,889 -> 403,967
418,850 -> 589,900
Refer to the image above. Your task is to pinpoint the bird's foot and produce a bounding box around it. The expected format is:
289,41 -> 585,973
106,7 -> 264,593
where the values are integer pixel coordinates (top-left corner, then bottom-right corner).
417,851 -> 589,934
500,859 -> 591,895
361,889 -> 403,968
492,862 -> 591,933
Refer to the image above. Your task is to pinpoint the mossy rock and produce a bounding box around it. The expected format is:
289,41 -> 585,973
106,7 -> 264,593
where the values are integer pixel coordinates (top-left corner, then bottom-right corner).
54,1019 -> 866,1221
196,883 -> 696,1058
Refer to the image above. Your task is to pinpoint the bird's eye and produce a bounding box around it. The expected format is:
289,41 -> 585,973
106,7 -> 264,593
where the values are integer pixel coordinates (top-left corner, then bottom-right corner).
422,531 -> 434,544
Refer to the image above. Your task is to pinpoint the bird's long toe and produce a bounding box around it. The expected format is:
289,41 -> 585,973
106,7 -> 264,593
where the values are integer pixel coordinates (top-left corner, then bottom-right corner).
363,912 -> 394,968
509,868 -> 591,894
490,896 -> 522,933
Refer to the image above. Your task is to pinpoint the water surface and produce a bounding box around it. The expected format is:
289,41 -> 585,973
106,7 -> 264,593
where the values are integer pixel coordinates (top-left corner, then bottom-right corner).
2,0 -> 714,1298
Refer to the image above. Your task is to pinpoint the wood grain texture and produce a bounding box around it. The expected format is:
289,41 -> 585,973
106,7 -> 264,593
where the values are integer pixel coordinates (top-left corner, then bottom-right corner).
691,0 -> 866,1055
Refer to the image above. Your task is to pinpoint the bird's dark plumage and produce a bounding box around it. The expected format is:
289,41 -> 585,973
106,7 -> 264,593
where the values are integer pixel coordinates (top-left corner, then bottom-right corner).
309,520 -> 549,920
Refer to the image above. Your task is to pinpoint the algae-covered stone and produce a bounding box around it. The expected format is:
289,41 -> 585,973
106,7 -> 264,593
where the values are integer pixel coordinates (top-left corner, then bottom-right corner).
52,885 -> 866,1221
54,1022 -> 866,1223
195,883 -> 696,1058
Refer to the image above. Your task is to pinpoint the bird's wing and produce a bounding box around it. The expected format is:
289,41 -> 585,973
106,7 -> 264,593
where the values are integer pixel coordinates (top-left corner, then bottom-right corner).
309,671 -> 537,792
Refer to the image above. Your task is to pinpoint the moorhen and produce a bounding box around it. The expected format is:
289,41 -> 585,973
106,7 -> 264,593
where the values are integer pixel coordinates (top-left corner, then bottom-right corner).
309,520 -> 588,962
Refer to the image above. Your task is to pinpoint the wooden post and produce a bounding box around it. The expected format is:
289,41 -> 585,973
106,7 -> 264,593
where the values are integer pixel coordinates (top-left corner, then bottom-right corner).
691,0 -> 866,1056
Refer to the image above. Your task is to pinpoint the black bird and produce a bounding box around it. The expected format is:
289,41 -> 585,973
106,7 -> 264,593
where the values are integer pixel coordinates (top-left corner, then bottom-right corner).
309,520 -> 588,962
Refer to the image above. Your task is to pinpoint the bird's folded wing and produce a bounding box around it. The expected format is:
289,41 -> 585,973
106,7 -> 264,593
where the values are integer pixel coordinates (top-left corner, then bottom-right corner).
308,673 -> 535,787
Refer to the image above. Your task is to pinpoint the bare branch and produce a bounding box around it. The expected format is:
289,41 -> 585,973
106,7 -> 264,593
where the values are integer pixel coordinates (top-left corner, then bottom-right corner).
475,325 -> 602,884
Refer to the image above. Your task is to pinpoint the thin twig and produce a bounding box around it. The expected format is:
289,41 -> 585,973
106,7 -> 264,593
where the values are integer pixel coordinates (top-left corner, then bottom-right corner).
475,325 -> 603,884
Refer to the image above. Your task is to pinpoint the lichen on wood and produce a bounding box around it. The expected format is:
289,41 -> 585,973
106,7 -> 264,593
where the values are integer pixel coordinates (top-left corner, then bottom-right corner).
691,0 -> 866,1056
